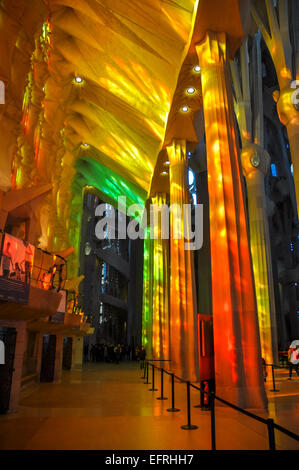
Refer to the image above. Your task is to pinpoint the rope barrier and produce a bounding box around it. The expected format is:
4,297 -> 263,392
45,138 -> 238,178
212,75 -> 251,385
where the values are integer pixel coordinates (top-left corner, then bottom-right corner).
143,360 -> 299,450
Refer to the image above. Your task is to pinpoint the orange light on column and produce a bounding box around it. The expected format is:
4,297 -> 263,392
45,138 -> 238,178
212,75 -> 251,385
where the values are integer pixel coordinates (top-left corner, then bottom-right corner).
196,32 -> 267,408
167,139 -> 199,382
151,193 -> 170,360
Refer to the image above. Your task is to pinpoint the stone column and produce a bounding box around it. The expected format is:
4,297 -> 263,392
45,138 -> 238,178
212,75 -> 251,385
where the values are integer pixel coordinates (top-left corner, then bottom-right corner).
196,31 -> 267,408
151,193 -> 170,360
242,143 -> 279,365
167,139 -> 199,382
142,227 -> 154,359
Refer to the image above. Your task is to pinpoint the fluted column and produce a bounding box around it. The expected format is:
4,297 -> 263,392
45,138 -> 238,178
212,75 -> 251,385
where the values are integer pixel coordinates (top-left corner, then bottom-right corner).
167,139 -> 199,382
230,35 -> 279,366
151,193 -> 170,360
196,31 -> 267,408
142,226 -> 154,358
242,143 -> 278,365
142,194 -> 170,360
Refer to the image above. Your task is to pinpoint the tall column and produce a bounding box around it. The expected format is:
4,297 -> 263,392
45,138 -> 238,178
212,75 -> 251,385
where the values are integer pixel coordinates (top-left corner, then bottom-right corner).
151,193 -> 170,360
167,139 -> 199,382
230,35 -> 279,365
142,227 -> 153,358
242,144 -> 278,365
196,31 -> 267,408
142,194 -> 170,361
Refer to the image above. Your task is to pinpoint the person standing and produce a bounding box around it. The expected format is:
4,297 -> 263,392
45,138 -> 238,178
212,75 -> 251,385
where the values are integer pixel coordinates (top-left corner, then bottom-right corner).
287,340 -> 299,379
114,344 -> 121,364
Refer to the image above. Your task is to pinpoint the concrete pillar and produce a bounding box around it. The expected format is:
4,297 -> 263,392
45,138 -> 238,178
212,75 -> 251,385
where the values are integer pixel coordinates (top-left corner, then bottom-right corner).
242,143 -> 279,365
142,227 -> 153,359
167,139 -> 199,382
150,193 -> 170,360
196,31 -> 267,408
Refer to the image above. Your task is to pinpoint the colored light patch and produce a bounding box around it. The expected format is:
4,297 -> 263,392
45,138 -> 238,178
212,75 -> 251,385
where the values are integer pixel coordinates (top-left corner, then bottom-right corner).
74,156 -> 147,212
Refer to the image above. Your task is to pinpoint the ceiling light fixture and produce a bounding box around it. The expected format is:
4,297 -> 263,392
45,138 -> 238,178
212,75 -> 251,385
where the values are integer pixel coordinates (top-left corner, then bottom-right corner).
194,65 -> 201,72
74,76 -> 84,84
187,87 -> 195,94
181,106 -> 189,112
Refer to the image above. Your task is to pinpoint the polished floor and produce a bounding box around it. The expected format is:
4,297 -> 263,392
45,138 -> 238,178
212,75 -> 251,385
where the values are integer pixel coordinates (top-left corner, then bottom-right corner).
0,362 -> 298,450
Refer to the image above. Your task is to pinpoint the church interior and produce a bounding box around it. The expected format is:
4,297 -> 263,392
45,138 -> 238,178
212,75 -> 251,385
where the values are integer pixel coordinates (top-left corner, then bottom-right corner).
0,0 -> 299,452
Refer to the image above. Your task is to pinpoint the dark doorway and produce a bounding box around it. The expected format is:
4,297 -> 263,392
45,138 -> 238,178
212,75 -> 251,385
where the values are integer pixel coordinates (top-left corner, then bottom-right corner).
62,337 -> 73,370
40,334 -> 56,382
0,327 -> 17,414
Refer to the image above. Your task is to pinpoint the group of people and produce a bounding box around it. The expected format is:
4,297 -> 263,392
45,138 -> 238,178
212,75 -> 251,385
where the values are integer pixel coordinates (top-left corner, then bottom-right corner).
83,343 -> 146,365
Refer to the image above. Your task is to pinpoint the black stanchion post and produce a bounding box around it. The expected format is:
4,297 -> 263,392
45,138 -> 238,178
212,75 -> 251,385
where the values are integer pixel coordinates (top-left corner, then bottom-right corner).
167,373 -> 180,412
267,418 -> 276,451
141,361 -> 146,379
210,392 -> 216,450
270,365 -> 279,392
144,362 -> 151,385
157,368 -> 168,400
181,381 -> 198,430
149,364 -> 158,391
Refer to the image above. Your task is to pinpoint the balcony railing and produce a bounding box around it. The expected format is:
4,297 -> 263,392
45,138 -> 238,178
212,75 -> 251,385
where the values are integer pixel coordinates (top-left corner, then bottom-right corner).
0,229 -> 67,295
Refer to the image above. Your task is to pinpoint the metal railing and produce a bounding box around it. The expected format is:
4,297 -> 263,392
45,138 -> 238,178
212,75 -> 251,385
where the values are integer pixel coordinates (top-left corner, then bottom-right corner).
141,360 -> 299,450
0,229 -> 67,292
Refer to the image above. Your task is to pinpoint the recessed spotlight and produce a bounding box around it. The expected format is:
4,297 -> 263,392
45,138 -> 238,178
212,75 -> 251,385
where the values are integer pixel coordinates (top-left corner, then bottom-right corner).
194,65 -> 201,72
187,87 -> 195,94
74,76 -> 84,84
81,143 -> 89,148
164,160 -> 170,165
181,106 -> 189,112
161,171 -> 168,175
